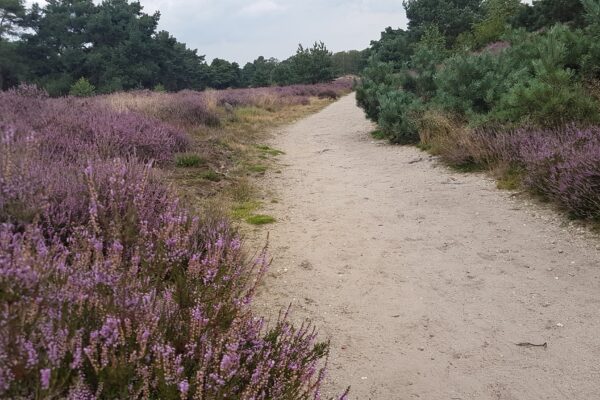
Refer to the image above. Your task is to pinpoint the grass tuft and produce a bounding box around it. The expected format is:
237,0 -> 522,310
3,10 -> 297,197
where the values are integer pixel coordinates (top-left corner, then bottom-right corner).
176,153 -> 206,168
450,163 -> 484,173
200,170 -> 222,182
256,145 -> 285,156
371,130 -> 388,140
231,201 -> 260,219
246,214 -> 276,225
247,164 -> 268,174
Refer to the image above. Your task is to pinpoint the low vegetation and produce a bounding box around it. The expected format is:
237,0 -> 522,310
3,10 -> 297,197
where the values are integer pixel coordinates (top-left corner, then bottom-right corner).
0,78 -> 353,398
357,0 -> 600,224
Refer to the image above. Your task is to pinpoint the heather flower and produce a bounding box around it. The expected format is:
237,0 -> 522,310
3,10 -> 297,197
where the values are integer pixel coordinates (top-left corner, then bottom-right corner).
475,124 -> 600,220
40,368 -> 51,390
178,380 -> 189,396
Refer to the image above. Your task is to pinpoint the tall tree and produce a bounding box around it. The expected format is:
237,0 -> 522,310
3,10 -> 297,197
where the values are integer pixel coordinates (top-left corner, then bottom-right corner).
252,56 -> 278,87
20,0 -> 96,94
291,41 -> 334,84
469,0 -> 522,48
14,0 -> 213,94
153,30 -> 209,91
85,0 -> 161,92
513,0 -> 587,31
0,0 -> 26,89
271,59 -> 294,85
208,58 -> 241,89
240,56 -> 278,87
0,0 -> 25,38
368,27 -> 413,68
403,0 -> 483,45
331,49 -> 368,75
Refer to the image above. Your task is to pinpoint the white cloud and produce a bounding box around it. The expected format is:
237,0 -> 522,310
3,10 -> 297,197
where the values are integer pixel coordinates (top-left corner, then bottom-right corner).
238,0 -> 285,17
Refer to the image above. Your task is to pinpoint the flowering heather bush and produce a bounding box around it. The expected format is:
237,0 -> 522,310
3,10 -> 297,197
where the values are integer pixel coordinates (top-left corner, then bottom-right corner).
0,85 -> 190,165
0,163 -> 334,397
215,88 -> 309,109
0,84 -> 339,398
213,79 -> 353,110
466,125 -> 600,219
511,125 -> 600,219
0,146 -> 173,241
102,79 -> 354,121
0,220 -> 332,398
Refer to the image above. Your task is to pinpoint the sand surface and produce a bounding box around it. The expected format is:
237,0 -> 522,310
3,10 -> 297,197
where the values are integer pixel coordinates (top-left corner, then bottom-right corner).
254,94 -> 600,400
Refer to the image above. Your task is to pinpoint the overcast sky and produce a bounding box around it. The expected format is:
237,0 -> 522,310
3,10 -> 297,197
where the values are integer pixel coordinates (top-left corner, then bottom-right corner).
25,0 -> 408,64
138,0 -> 408,64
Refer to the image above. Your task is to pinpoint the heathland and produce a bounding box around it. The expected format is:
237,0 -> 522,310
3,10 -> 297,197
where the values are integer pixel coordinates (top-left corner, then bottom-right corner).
0,80 -> 353,398
3,0 -> 600,399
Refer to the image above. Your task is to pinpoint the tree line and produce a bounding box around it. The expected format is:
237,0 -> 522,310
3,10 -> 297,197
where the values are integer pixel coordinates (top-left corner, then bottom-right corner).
0,0 -> 367,95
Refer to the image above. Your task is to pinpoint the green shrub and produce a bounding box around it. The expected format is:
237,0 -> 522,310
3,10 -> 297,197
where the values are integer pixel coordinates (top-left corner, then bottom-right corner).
69,77 -> 96,97
471,0 -> 522,48
492,71 -> 599,126
408,25 -> 449,99
582,44 -> 600,79
377,89 -> 421,144
153,83 -> 167,92
434,52 -> 526,116
581,0 -> 600,79
492,27 -> 600,126
500,26 -> 587,79
355,62 -> 398,122
355,79 -> 383,122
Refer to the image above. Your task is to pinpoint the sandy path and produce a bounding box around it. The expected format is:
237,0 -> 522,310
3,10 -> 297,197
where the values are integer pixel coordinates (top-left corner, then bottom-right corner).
254,94 -> 600,400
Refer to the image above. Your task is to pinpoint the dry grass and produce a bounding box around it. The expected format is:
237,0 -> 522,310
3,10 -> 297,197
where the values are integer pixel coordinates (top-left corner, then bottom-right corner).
102,91 -> 166,113
99,84 -> 346,225
165,97 -> 335,222
416,109 -> 476,166
416,109 -> 524,188
417,109 -> 512,168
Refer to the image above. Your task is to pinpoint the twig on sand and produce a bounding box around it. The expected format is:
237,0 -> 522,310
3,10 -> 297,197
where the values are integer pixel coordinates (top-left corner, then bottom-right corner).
515,342 -> 548,349
408,157 -> 424,164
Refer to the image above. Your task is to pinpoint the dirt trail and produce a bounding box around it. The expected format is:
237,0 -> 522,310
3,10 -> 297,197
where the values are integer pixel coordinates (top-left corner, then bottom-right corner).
254,94 -> 600,400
